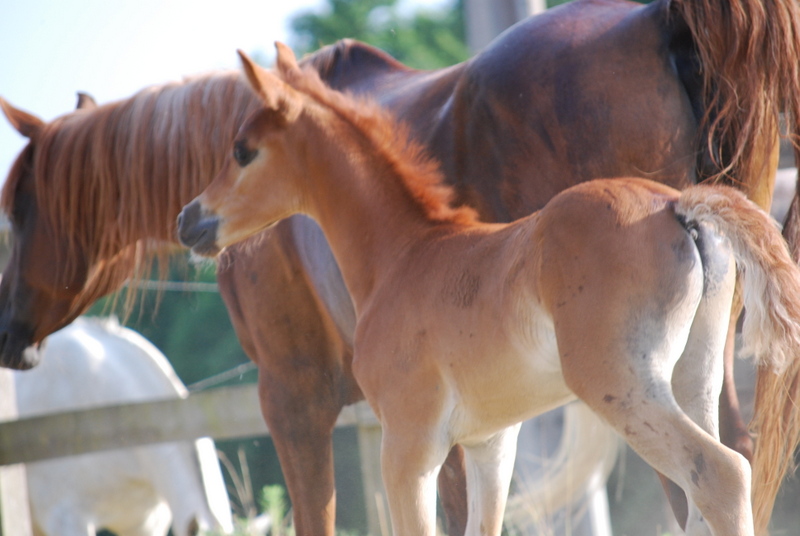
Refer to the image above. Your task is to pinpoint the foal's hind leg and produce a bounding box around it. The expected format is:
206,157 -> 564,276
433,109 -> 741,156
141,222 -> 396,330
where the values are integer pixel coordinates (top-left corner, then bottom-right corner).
566,341 -> 752,535
669,230 -> 738,533
551,244 -> 751,533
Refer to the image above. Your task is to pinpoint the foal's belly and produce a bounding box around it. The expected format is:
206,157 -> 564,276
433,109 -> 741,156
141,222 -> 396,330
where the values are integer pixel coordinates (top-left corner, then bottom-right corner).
447,306 -> 575,444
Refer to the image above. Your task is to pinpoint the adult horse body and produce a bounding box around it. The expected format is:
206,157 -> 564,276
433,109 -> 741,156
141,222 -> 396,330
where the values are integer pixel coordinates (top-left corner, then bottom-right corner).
177,47 -> 800,536
2,0 -> 800,533
15,316 -> 233,536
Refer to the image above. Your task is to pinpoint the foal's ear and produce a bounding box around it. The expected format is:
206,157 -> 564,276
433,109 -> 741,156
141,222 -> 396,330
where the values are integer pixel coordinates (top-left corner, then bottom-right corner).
76,92 -> 98,110
0,97 -> 45,139
237,50 -> 302,122
274,42 -> 300,78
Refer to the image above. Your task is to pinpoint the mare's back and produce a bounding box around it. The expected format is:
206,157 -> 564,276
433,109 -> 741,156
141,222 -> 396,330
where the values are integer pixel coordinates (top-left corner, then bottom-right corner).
15,316 -> 185,417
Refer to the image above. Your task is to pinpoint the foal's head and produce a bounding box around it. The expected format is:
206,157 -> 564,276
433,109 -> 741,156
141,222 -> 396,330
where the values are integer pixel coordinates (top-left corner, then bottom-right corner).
178,44 -> 473,257
178,45 -> 308,256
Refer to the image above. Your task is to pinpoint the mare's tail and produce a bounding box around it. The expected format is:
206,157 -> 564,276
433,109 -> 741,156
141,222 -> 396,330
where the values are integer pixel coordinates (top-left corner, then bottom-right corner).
675,184 -> 800,535
668,0 -> 800,194
671,2 -> 800,533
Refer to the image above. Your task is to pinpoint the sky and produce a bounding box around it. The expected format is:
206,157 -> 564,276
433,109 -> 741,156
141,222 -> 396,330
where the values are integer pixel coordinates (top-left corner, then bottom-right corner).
0,0 -> 448,183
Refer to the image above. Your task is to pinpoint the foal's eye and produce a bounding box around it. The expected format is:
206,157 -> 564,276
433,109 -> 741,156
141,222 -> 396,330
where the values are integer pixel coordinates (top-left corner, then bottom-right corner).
233,141 -> 257,167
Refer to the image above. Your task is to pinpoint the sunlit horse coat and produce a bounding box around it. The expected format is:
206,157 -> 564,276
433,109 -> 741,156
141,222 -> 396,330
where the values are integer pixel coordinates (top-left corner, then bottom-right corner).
178,46 -> 800,536
2,0 -> 800,534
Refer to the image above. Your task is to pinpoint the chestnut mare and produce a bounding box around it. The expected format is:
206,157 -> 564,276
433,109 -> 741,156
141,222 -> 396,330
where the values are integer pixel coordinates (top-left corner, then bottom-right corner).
2,0 -> 800,533
178,46 -> 800,536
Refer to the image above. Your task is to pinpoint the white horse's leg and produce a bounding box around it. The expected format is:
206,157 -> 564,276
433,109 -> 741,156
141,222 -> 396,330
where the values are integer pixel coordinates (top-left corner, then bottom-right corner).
32,503 -> 94,536
114,502 -> 172,536
140,441 -> 222,536
463,424 -> 521,536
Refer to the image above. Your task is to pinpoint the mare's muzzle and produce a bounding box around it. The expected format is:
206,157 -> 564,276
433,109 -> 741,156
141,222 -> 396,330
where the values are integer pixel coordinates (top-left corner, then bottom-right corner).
0,323 -> 40,370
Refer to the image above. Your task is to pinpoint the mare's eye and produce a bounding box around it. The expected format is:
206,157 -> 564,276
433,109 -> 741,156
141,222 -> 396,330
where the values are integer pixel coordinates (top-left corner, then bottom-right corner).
233,140 -> 257,167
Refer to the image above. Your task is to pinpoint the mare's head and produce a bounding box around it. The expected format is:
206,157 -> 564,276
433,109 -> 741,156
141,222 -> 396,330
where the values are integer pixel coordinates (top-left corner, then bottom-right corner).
0,95 -> 122,369
0,73 -> 258,370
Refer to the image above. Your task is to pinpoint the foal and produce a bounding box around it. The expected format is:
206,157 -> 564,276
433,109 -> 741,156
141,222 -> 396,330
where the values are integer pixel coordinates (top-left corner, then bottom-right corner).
179,45 -> 800,536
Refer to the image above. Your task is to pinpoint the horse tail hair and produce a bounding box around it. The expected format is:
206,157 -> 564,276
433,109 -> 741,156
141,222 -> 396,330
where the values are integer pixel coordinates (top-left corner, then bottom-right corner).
503,403 -> 618,532
667,0 -> 800,188
675,184 -> 800,535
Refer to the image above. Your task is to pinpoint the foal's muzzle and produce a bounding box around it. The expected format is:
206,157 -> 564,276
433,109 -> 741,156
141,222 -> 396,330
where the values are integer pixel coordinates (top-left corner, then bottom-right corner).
177,201 -> 221,256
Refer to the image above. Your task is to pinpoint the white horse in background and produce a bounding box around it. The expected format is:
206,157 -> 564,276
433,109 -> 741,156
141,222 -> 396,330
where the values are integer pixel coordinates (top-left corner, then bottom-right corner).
14,316 -> 234,536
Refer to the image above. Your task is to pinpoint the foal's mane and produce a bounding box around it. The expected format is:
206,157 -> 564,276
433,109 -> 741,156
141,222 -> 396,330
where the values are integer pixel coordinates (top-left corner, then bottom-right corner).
281,61 -> 477,225
1,71 -> 260,312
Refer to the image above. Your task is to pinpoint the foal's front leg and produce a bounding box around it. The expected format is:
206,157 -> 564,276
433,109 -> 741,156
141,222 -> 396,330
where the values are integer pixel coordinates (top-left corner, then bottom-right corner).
381,425 -> 450,536
463,425 -> 521,536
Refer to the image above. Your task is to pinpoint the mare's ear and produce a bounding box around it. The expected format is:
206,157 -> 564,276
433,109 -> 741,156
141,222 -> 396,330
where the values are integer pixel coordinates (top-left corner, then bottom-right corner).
0,97 -> 45,139
76,92 -> 98,110
237,50 -> 302,122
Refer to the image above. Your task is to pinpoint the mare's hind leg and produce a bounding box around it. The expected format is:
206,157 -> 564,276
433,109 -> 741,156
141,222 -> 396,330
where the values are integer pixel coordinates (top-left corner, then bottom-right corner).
462,424 -> 521,536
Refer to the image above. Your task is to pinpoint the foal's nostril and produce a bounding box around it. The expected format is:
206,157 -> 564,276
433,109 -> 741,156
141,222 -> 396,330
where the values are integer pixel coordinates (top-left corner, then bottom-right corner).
177,202 -> 203,246
176,201 -> 220,255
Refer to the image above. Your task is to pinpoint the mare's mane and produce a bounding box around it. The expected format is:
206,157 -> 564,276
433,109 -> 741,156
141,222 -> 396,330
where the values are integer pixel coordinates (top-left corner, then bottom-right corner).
1,71 -> 260,311
280,61 -> 477,225
299,39 -> 410,83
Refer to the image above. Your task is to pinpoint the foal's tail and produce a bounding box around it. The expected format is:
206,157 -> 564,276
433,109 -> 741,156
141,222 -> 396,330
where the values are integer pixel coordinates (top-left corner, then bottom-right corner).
675,184 -> 800,535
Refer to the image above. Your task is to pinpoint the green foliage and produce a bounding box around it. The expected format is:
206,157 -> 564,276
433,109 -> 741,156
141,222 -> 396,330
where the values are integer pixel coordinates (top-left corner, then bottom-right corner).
290,0 -> 468,69
260,485 -> 294,536
86,256 -> 252,388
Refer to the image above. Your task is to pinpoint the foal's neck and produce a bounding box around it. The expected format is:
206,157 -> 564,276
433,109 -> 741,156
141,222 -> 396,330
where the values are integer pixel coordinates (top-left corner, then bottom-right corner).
295,110 -> 469,309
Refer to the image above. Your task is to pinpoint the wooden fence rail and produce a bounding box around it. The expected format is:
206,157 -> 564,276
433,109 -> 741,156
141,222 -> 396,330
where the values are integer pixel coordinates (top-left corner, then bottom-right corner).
0,384 -> 386,535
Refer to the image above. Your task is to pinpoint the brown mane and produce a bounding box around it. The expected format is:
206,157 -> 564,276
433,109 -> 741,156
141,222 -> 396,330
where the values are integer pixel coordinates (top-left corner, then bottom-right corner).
1,71 -> 261,312
280,62 -> 477,226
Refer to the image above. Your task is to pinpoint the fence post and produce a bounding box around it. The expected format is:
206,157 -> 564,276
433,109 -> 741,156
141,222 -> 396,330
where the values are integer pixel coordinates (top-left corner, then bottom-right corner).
0,369 -> 32,536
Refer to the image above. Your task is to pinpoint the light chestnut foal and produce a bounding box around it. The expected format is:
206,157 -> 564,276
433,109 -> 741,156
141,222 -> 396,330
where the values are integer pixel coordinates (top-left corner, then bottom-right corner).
178,45 -> 800,536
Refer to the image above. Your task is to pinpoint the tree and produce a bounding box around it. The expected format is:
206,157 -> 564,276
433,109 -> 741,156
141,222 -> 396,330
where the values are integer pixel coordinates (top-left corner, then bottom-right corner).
291,0 -> 469,69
